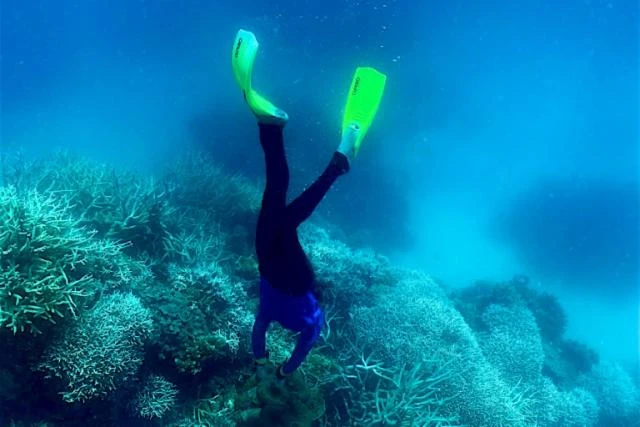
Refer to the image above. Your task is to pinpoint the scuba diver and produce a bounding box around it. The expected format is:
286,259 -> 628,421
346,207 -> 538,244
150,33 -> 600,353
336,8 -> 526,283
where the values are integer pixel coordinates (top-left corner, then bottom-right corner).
231,29 -> 386,382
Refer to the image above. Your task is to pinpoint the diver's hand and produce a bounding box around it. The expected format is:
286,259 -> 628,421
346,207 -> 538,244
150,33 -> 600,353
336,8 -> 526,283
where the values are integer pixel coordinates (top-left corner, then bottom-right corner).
255,363 -> 270,381
274,364 -> 291,387
254,355 -> 270,381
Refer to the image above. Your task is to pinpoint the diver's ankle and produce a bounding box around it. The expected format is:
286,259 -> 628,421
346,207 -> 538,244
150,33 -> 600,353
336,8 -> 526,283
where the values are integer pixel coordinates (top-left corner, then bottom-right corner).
256,113 -> 288,127
247,90 -> 289,126
337,123 -> 360,164
332,151 -> 351,174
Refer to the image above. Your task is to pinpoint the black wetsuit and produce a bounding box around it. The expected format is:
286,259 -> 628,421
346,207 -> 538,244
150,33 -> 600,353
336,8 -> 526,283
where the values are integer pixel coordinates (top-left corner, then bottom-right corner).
251,123 -> 348,375
255,123 -> 349,295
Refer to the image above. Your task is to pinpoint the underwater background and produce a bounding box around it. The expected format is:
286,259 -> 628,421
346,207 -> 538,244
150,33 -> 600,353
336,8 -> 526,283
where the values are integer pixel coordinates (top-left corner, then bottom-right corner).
1,0 -> 638,426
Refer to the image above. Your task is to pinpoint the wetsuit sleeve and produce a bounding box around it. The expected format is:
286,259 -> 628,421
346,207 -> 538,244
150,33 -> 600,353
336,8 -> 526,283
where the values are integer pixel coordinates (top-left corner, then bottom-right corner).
281,310 -> 324,374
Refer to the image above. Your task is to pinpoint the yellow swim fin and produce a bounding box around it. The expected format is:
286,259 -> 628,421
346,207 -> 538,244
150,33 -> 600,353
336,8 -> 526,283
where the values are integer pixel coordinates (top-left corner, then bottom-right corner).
341,67 -> 387,156
231,29 -> 288,123
231,29 -> 258,99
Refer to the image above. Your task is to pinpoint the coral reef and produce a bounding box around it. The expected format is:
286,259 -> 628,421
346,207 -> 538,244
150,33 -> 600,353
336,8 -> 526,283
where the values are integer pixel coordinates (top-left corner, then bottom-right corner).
132,374 -> 179,419
478,303 -> 545,384
1,149 -> 637,427
38,292 -> 153,403
580,361 -> 640,425
0,185 -> 135,334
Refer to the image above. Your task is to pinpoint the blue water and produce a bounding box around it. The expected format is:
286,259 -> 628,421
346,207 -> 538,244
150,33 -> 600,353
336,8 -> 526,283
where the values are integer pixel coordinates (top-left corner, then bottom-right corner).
1,0 -> 638,425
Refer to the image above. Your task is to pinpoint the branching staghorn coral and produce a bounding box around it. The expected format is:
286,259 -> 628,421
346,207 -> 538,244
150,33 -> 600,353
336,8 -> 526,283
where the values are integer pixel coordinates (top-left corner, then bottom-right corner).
299,223 -> 400,315
346,277 -> 536,425
163,221 -> 229,266
553,386 -> 600,426
161,151 -> 261,222
2,150 -> 176,261
39,292 -> 153,403
580,361 -> 639,425
478,303 -> 545,385
168,262 -> 253,349
0,186 -> 130,334
322,340 -> 460,426
191,393 -> 235,426
100,175 -> 176,260
132,374 -> 179,420
135,261 -> 253,374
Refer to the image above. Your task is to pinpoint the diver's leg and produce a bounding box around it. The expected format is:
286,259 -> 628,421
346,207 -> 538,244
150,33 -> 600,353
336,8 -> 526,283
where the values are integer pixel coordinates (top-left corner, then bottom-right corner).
252,118 -> 285,368
255,123 -> 289,258
258,123 -> 289,213
284,151 -> 349,228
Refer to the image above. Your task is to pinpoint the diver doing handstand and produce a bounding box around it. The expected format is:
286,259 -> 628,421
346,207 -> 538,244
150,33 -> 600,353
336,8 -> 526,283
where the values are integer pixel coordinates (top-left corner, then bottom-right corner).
231,29 -> 386,382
